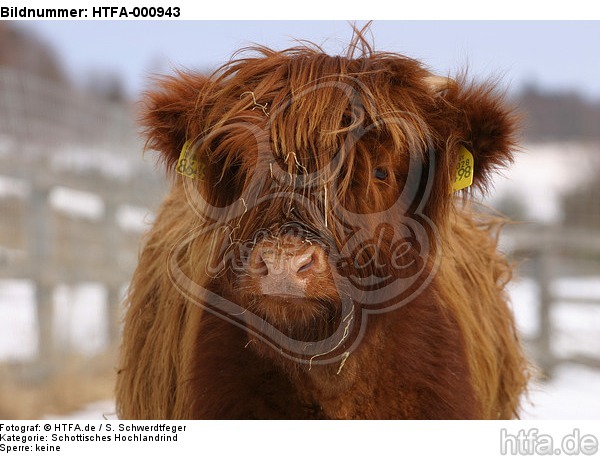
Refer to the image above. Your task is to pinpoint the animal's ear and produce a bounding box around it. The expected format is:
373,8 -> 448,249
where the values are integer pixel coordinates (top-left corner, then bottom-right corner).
141,72 -> 210,172
427,75 -> 519,192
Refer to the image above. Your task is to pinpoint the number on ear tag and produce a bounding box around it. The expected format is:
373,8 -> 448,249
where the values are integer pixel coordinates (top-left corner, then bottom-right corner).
452,146 -> 474,192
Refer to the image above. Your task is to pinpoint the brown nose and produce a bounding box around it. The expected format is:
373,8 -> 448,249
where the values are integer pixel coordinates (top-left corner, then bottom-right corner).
249,239 -> 327,297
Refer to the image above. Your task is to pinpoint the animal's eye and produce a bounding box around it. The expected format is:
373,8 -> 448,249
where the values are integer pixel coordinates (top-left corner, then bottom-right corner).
374,167 -> 389,181
229,161 -> 241,176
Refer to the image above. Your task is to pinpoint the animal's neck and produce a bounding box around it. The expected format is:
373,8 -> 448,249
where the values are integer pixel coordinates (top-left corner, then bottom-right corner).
268,290 -> 480,419
270,323 -> 384,419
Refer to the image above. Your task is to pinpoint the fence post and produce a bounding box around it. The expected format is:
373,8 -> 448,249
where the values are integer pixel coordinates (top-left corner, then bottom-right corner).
104,194 -> 123,349
107,286 -> 123,348
534,245 -> 556,379
29,182 -> 57,379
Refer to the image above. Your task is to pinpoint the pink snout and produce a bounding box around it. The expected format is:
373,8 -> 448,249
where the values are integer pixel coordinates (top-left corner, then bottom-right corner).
248,238 -> 328,297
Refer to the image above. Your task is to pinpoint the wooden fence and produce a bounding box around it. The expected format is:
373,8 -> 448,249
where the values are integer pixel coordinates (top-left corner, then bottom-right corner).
503,223 -> 600,377
0,68 -> 166,379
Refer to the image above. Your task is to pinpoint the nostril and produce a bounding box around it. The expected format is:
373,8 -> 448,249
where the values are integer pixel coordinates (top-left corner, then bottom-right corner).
311,247 -> 327,274
249,248 -> 270,277
293,247 -> 324,275
297,256 -> 314,274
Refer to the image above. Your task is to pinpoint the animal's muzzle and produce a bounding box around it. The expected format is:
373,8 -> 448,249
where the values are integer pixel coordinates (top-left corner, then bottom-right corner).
248,235 -> 328,297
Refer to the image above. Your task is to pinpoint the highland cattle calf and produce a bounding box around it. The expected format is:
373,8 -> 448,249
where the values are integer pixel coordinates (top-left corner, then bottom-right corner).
116,34 -> 529,419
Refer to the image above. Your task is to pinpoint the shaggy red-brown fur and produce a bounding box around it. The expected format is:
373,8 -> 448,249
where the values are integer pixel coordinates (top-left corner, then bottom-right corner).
116,31 -> 529,419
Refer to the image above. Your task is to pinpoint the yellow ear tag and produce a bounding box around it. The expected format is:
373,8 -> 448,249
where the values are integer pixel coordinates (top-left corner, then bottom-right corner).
452,146 -> 474,192
176,140 -> 203,179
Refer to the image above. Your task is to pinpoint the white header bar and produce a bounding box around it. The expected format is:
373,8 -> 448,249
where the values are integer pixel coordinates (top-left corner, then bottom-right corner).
1,0 -> 599,20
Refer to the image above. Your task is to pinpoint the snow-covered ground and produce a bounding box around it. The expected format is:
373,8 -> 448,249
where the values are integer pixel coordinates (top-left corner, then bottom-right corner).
0,280 -> 110,360
523,364 -> 600,419
44,400 -> 117,420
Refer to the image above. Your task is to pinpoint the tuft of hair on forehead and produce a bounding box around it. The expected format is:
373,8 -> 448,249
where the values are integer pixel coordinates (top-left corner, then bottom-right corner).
215,37 -> 434,151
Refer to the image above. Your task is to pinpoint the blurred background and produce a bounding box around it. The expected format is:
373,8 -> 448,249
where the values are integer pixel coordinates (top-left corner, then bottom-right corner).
0,20 -> 598,419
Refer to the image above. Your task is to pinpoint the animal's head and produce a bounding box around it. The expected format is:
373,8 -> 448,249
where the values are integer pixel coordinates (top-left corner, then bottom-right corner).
142,36 -> 517,364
